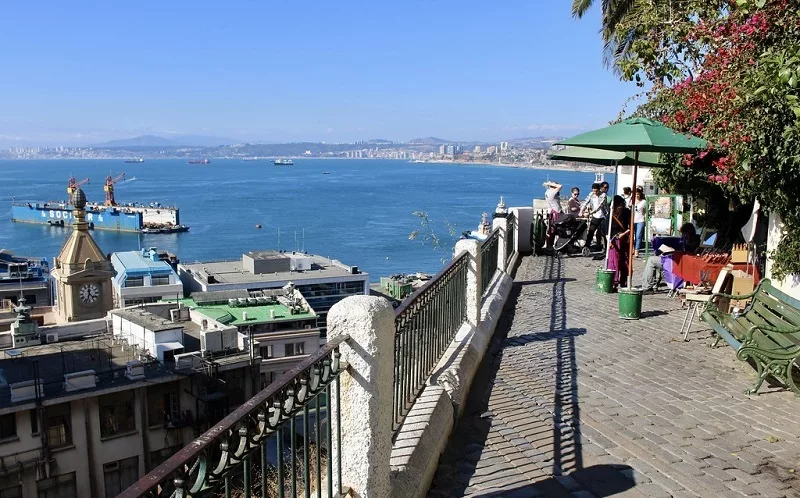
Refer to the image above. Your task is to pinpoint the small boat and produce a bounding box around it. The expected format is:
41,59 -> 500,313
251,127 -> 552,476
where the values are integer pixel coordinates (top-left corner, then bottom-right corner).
124,158 -> 145,163
322,171 -> 330,175
274,158 -> 294,166
188,159 -> 211,164
142,224 -> 190,234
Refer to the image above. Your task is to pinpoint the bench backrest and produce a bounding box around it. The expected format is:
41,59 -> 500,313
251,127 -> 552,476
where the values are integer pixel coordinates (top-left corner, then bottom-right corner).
745,279 -> 800,350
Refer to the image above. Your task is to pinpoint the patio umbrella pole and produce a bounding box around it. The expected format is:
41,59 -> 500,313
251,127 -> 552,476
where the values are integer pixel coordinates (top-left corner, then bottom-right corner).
627,151 -> 639,288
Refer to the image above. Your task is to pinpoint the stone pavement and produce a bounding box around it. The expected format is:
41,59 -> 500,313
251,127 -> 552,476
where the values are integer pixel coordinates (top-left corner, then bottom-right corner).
427,255 -> 800,498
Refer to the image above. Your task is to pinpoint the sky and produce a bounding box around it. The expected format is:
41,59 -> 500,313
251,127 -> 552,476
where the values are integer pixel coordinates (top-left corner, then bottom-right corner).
0,1 -> 643,146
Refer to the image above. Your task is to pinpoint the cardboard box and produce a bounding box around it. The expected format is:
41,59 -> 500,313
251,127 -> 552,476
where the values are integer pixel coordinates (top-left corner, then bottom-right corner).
727,269 -> 755,313
731,244 -> 749,264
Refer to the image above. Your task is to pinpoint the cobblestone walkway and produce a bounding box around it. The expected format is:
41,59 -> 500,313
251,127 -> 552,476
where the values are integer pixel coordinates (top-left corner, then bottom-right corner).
427,255 -> 800,498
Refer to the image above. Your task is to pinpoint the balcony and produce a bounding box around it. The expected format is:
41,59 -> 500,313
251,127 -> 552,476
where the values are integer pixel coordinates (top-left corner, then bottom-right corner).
120,206 -> 800,497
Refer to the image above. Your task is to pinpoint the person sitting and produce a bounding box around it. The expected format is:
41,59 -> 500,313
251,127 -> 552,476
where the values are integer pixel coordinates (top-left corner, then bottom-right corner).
640,222 -> 701,292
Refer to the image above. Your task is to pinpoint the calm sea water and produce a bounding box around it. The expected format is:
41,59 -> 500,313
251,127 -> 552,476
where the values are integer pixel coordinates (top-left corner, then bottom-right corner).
0,159 -> 605,281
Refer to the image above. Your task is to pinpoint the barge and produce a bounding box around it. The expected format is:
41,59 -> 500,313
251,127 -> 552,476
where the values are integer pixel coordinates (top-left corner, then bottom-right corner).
11,201 -> 183,233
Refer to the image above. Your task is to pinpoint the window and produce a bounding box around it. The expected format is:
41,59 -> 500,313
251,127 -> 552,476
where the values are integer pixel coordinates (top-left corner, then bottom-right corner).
30,409 -> 39,435
149,446 -> 180,471
150,274 -> 170,286
45,403 -> 71,448
284,342 -> 305,357
0,413 -> 16,440
260,344 -> 274,359
0,485 -> 21,498
24,294 -> 37,304
103,456 -> 138,498
124,276 -> 144,287
147,384 -> 180,427
99,391 -> 136,438
37,471 -> 76,498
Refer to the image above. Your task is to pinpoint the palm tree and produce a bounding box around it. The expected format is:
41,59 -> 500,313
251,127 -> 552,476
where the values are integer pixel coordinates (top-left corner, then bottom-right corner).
571,0 -> 641,71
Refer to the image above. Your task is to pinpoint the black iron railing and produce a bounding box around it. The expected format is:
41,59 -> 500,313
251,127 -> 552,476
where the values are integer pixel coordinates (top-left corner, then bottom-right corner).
506,212 -> 516,266
393,252 -> 469,435
481,228 -> 500,294
118,336 -> 349,498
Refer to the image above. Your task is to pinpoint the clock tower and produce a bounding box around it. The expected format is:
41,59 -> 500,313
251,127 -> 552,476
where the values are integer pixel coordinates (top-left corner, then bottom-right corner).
51,187 -> 115,322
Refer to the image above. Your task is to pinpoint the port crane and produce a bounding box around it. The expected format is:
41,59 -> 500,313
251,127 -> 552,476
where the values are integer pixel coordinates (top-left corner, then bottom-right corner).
104,172 -> 126,206
67,177 -> 90,195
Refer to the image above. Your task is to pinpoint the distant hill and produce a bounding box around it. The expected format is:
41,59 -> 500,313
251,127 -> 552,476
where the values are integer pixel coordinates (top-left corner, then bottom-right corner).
94,134 -> 238,147
406,137 -> 453,145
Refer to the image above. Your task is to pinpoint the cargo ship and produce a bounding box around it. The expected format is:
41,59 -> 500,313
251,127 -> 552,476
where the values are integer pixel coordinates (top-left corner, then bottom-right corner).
273,158 -> 294,165
10,176 -> 186,233
188,159 -> 211,164
124,158 -> 145,163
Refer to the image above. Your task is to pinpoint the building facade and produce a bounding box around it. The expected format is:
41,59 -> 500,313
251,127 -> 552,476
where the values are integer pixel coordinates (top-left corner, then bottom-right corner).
178,251 -> 369,335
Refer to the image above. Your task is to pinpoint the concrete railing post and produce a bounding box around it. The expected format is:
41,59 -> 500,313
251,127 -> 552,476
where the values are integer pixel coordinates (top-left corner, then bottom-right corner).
512,207 -> 534,254
492,216 -> 508,273
454,239 -> 481,327
328,296 -> 394,498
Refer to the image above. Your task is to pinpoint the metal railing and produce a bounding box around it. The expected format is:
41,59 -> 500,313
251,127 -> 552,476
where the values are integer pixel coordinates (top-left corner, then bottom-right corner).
118,335 -> 349,498
506,212 -> 516,266
480,228 -> 500,294
393,252 -> 469,434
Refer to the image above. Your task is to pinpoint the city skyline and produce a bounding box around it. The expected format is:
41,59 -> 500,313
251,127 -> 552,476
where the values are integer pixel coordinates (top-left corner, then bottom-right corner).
0,1 -> 641,147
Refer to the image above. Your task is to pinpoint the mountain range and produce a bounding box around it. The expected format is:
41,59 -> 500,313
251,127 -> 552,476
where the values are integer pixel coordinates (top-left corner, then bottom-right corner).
93,134 -> 238,147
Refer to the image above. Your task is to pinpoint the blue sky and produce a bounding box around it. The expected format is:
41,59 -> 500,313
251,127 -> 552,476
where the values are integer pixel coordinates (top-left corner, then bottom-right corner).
0,1 -> 642,146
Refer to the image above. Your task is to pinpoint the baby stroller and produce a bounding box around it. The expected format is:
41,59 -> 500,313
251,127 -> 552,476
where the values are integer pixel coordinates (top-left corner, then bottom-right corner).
551,214 -> 591,255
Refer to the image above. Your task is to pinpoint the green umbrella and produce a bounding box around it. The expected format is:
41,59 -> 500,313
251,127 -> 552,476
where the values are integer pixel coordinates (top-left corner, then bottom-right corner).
548,146 -> 665,267
555,118 -> 707,288
547,146 -> 665,167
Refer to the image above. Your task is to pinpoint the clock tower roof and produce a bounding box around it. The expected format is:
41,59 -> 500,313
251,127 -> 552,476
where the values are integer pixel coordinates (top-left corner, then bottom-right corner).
55,187 -> 109,271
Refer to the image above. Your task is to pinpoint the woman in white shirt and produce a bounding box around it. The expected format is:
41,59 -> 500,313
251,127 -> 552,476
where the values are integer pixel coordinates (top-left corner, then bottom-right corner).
633,190 -> 647,256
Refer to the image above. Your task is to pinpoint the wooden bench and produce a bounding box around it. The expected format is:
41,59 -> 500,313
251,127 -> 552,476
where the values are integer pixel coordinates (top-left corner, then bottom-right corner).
701,278 -> 800,395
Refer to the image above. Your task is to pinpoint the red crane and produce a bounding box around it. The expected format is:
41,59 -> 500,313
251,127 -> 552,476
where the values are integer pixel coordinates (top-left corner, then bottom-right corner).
67,177 -> 90,195
104,172 -> 126,206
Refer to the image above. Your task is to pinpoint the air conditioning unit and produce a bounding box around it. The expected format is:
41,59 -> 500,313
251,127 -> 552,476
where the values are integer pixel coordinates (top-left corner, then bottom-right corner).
45,332 -> 59,343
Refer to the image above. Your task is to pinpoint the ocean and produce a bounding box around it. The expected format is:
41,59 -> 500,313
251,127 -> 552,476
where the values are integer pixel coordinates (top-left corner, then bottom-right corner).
0,159 -> 606,281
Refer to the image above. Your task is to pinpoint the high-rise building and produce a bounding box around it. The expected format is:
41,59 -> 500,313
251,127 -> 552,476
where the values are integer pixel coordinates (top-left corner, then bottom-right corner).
487,145 -> 498,155
500,141 -> 509,152
474,145 -> 482,154
439,145 -> 447,155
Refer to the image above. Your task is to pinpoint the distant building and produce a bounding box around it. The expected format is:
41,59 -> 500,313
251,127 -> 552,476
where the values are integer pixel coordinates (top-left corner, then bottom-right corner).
178,251 -> 369,335
111,248 -> 183,307
487,145 -> 498,155
439,145 -> 447,155
500,141 -> 509,152
473,145 -> 482,154
446,145 -> 455,157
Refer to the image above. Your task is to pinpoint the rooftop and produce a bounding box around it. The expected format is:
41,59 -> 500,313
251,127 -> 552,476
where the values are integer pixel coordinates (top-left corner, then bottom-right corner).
112,308 -> 183,332
181,252 -> 366,286
170,297 -> 315,326
112,248 -> 175,273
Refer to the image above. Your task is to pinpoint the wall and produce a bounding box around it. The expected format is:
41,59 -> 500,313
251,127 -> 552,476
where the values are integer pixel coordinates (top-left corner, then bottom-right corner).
765,212 -> 800,300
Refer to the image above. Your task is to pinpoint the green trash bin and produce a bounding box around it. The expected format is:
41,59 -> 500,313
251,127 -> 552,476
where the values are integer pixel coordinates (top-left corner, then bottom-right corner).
618,288 -> 643,320
596,269 -> 616,294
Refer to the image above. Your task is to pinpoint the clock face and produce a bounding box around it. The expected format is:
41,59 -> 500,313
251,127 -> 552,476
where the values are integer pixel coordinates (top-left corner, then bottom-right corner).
79,283 -> 100,305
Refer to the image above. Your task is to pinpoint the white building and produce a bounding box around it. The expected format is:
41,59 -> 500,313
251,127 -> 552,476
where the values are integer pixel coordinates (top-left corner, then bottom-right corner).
111,248 -> 183,307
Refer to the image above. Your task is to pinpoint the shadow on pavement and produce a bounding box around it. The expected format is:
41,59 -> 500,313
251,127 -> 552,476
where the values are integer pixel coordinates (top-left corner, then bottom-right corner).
471,464 -> 638,497
427,256 -> 604,497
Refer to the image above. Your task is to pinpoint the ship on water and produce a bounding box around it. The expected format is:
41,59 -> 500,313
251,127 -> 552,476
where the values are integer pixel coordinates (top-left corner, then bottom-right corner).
274,158 -> 294,165
188,159 -> 211,164
11,176 -> 186,234
124,158 -> 145,163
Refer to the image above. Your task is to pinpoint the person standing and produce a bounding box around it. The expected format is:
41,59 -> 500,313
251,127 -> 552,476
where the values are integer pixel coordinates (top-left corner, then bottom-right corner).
580,183 -> 607,250
622,186 -> 633,208
608,195 -> 632,286
567,187 -> 582,214
543,181 -> 563,249
633,190 -> 647,256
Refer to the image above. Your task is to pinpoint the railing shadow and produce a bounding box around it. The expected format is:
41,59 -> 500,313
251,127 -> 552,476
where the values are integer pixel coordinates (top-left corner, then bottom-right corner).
428,256 -> 633,497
